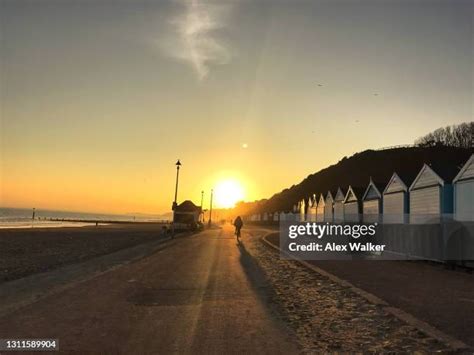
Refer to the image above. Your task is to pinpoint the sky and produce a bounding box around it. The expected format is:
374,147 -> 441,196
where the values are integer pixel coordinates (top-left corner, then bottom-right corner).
1,0 -> 472,214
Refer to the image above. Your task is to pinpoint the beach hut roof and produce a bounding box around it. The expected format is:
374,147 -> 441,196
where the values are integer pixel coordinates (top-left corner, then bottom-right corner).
409,158 -> 466,191
325,190 -> 335,202
383,172 -> 410,194
427,160 -> 465,182
387,166 -> 423,189
175,200 -> 202,213
334,187 -> 346,202
343,186 -> 365,203
453,154 -> 474,183
409,164 -> 445,190
362,178 -> 384,201
317,193 -> 325,206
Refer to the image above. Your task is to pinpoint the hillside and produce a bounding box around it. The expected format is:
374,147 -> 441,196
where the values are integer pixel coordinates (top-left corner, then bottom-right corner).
246,146 -> 473,214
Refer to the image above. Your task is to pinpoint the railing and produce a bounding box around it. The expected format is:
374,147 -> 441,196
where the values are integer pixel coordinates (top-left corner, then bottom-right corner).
373,144 -> 415,151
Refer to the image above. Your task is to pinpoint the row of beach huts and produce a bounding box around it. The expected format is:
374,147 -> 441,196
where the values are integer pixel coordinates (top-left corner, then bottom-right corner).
249,154 -> 474,224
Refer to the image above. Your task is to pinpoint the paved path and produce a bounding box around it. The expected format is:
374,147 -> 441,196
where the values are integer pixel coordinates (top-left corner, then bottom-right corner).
0,226 -> 297,354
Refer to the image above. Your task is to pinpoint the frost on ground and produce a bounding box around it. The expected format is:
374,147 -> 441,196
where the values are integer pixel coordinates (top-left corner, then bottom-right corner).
243,235 -> 449,353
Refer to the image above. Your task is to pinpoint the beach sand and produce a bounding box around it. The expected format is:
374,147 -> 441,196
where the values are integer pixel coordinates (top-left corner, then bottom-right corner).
0,223 -> 169,283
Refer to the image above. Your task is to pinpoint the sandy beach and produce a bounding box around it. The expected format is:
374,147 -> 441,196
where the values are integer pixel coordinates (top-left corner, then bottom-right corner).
0,223 -> 169,283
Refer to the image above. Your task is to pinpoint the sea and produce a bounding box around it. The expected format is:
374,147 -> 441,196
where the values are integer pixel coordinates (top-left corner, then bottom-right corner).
0,207 -> 169,229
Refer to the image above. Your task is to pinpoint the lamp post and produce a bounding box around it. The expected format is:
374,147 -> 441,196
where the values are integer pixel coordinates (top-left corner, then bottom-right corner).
200,190 -> 204,223
208,189 -> 213,227
171,159 -> 181,237
173,159 -> 181,211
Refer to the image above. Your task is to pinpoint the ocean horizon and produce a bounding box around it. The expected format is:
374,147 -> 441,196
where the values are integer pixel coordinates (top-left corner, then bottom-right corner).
0,207 -> 170,229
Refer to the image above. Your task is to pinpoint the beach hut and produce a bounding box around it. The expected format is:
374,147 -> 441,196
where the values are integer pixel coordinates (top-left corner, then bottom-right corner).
409,163 -> 458,223
383,173 -> 411,223
362,179 -> 384,223
453,154 -> 474,221
299,199 -> 306,221
316,194 -> 325,222
324,191 -> 335,222
308,194 -> 317,221
343,186 -> 364,222
382,162 -> 425,224
292,203 -> 298,221
333,188 -> 346,223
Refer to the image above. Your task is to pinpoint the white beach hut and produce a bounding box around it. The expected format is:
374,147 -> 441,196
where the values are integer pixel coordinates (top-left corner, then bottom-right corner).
324,191 -> 335,222
362,179 -> 384,223
316,194 -> 325,222
273,212 -> 279,222
308,194 -> 317,221
383,172 -> 411,224
453,154 -> 474,221
299,199 -> 306,221
343,186 -> 364,222
292,203 -> 299,222
409,163 -> 457,223
333,187 -> 346,223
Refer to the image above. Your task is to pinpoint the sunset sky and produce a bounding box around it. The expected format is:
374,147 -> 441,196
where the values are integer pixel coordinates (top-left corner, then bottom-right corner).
1,0 -> 472,214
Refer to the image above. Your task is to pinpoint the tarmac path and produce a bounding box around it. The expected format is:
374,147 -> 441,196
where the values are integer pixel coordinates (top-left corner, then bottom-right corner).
0,225 -> 297,354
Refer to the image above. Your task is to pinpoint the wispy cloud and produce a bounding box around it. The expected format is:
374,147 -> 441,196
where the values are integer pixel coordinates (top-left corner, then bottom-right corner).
161,0 -> 233,80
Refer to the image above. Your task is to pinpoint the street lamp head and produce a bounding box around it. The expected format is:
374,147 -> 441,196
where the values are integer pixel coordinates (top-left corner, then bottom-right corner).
176,159 -> 182,167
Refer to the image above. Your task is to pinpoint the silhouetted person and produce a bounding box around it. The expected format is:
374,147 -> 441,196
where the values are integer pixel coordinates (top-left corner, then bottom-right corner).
234,216 -> 243,241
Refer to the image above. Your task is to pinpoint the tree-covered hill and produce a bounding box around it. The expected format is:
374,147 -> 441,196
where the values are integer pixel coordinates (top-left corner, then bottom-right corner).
236,145 -> 473,216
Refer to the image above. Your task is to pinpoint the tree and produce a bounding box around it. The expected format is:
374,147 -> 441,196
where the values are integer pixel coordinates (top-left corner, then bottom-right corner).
415,122 -> 473,148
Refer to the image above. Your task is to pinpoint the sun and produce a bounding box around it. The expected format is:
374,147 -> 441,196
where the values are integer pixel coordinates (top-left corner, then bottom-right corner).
214,179 -> 245,208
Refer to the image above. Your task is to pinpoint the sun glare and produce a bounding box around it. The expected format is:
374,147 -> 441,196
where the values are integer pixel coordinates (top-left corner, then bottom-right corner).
214,179 -> 245,208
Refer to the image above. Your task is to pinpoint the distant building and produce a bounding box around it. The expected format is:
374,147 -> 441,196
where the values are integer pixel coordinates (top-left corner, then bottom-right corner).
343,186 -> 364,222
453,154 -> 474,221
173,200 -> 202,225
333,187 -> 346,222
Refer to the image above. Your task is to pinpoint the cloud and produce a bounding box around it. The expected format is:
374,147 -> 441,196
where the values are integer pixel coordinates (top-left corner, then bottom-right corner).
161,0 -> 233,80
